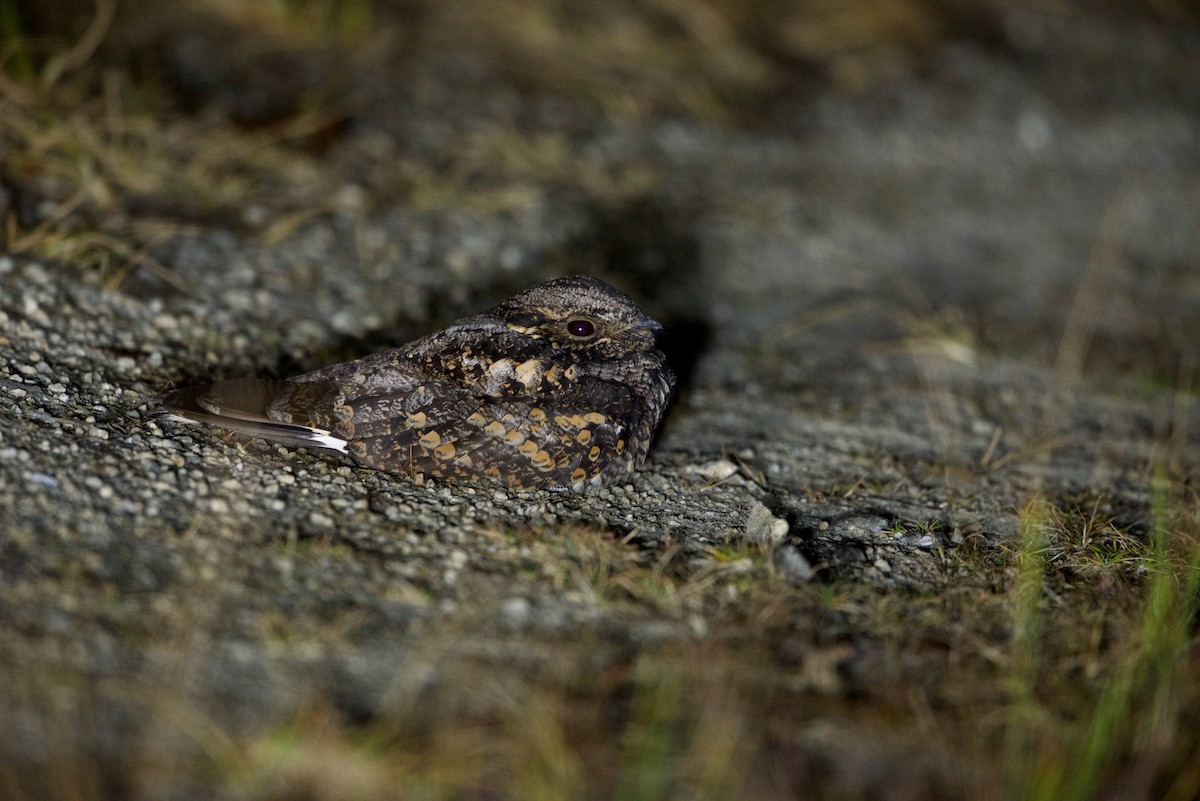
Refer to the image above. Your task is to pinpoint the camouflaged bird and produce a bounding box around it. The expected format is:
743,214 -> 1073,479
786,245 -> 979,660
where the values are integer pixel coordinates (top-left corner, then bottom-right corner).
158,276 -> 674,491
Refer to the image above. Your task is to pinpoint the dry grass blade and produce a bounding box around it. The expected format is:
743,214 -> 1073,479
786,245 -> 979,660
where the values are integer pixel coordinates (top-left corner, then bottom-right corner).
40,0 -> 116,88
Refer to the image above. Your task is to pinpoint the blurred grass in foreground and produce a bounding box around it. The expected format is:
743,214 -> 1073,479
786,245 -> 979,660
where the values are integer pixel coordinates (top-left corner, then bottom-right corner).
2,479 -> 1197,800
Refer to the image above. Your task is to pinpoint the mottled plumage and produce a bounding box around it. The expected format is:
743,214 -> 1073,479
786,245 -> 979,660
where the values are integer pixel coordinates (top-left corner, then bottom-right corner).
158,276 -> 674,491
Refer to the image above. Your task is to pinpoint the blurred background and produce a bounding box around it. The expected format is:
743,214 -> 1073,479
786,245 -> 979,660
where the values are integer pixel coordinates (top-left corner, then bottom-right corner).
3,0 -> 1198,388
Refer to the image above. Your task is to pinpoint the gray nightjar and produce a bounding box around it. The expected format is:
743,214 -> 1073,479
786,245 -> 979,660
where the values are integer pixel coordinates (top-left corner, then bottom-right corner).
157,276 -> 675,491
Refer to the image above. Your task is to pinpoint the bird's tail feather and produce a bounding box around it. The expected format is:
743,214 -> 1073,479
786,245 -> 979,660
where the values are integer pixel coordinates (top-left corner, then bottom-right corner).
154,378 -> 349,453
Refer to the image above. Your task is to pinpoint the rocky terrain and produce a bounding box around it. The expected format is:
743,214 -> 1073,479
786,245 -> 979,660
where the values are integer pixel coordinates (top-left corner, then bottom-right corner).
2,1 -> 1198,799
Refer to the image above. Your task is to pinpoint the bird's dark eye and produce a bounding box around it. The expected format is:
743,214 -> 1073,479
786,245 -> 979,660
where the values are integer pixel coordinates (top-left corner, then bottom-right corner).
566,319 -> 595,338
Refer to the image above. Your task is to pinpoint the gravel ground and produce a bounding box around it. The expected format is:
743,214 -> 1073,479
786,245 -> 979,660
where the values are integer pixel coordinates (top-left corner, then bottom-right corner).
1,1 -> 1198,798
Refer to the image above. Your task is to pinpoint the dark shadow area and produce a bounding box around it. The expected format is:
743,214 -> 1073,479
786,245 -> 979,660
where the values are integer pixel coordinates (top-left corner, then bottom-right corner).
569,197 -> 714,398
